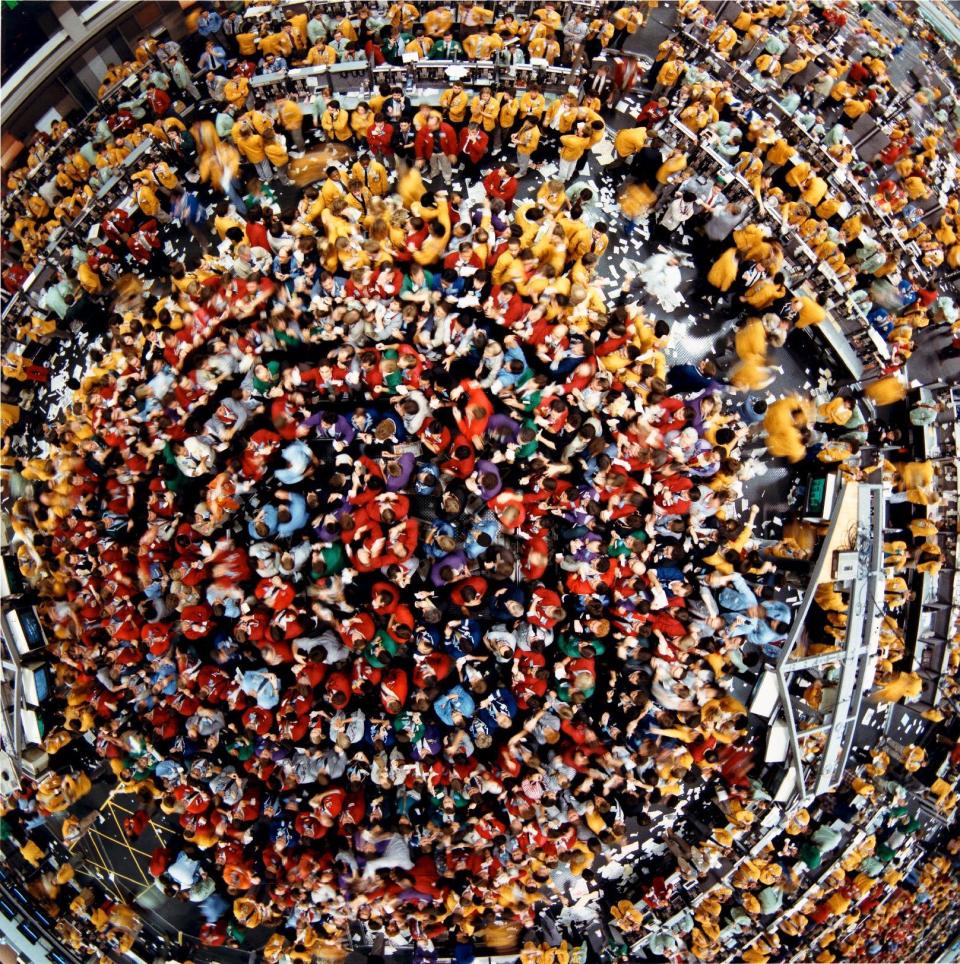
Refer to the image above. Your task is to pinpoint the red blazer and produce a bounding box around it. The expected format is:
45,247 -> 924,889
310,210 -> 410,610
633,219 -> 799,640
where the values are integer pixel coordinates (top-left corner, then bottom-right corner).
637,99 -> 668,127
101,208 -> 134,241
459,126 -> 488,162
146,88 -> 171,116
366,121 -> 394,154
127,221 -> 160,263
848,61 -> 870,84
487,286 -> 528,325
613,56 -> 641,92
435,121 -> 460,155
364,39 -> 386,65
415,122 -> 458,160
107,109 -> 137,134
450,576 -> 488,608
372,265 -> 403,296
443,251 -> 483,272
483,169 -> 518,206
246,221 -> 270,250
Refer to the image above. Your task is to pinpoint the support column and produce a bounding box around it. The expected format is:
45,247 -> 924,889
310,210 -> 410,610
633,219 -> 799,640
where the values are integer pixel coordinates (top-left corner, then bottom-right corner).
51,1 -> 124,99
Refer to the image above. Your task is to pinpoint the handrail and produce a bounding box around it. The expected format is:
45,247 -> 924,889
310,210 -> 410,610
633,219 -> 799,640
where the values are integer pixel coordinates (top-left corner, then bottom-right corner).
0,863 -> 88,964
771,480 -> 887,802
773,479 -> 848,799
812,480 -> 886,796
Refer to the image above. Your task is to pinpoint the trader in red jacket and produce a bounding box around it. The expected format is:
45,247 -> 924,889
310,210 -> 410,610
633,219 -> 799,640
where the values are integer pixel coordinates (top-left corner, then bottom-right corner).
414,114 -> 458,182
482,165 -> 519,210
146,85 -> 172,118
459,122 -> 489,178
366,115 -> 394,164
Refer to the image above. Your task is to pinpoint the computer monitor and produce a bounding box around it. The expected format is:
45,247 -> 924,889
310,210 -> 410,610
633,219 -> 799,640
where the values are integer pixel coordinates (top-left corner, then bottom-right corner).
20,709 -> 42,747
0,554 -> 25,598
21,661 -> 51,705
2,608 -> 47,657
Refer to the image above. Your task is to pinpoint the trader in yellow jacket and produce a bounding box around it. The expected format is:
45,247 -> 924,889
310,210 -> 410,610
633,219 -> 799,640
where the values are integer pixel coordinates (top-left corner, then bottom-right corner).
793,294 -> 826,328
707,247 -> 739,293
558,125 -> 591,182
608,125 -> 647,173
510,119 -> 540,177
224,75 -> 250,111
232,118 -> 271,181
275,97 -> 305,153
321,101 -> 353,143
351,156 -> 389,196
764,395 -> 813,463
440,83 -> 470,126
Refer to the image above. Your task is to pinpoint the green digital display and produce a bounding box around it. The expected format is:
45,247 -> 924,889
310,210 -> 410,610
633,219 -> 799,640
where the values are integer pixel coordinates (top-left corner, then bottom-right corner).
808,477 -> 827,516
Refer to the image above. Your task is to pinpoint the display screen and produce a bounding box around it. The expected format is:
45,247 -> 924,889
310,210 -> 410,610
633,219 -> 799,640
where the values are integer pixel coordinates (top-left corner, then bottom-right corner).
1,555 -> 25,596
25,665 -> 50,704
15,609 -> 45,650
807,476 -> 827,516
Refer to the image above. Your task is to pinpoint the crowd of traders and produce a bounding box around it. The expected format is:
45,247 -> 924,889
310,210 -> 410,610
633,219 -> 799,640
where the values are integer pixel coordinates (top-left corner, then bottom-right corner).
2,0 -> 960,962
1,755 -> 953,962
